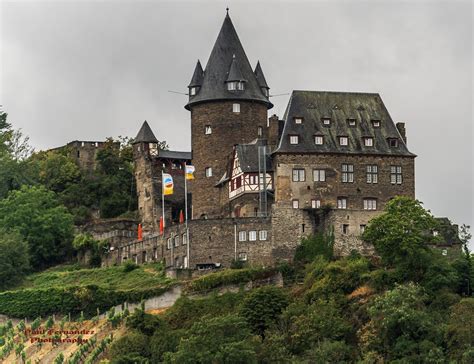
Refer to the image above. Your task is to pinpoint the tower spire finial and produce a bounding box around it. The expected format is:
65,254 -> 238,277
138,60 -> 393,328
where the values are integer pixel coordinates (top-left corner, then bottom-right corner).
226,7 -> 229,15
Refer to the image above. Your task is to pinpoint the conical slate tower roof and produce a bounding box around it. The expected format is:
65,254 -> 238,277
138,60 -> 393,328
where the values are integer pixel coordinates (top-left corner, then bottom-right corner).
188,60 -> 204,87
185,13 -> 272,110
226,55 -> 246,81
133,121 -> 158,144
254,61 -> 269,89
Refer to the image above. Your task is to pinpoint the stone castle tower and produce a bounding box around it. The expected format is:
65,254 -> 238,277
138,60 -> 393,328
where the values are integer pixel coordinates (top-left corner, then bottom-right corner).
185,13 -> 273,219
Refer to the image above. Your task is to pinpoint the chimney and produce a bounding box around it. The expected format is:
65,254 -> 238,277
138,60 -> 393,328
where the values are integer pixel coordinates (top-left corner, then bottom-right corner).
267,114 -> 281,151
396,122 -> 407,144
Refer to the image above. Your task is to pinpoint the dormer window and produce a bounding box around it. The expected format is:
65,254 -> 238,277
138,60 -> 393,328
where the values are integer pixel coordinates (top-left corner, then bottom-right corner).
227,81 -> 245,91
364,137 -> 374,147
322,118 -> 331,126
294,117 -> 303,124
314,135 -> 324,145
205,125 -> 212,135
289,135 -> 299,145
339,136 -> 348,146
347,119 -> 356,127
388,138 -> 399,147
261,88 -> 269,97
372,120 -> 381,128
189,87 -> 198,96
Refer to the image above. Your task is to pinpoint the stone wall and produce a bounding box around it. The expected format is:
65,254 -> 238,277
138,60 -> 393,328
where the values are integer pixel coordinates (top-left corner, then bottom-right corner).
66,141 -> 119,174
78,218 -> 138,247
190,101 -> 269,218
274,153 -> 415,210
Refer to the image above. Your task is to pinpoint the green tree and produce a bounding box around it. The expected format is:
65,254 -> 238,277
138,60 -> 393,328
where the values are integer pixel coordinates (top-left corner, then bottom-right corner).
164,315 -> 258,364
0,229 -> 30,290
240,286 -> 288,338
362,196 -> 438,281
445,298 -> 474,360
109,331 -> 150,360
0,186 -> 74,269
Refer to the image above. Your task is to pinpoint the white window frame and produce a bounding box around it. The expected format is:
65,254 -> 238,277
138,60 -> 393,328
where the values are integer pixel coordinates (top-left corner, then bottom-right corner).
372,120 -> 381,128
339,136 -> 348,146
259,230 -> 268,241
182,233 -> 187,245
233,103 -> 240,113
167,238 -> 171,250
238,252 -> 248,261
313,169 -> 326,182
322,118 -> 331,126
294,117 -> 303,124
249,231 -> 257,241
360,225 -> 366,233
174,235 -> 180,247
289,135 -> 299,145
292,168 -> 305,182
390,166 -> 402,184
257,126 -> 263,137
205,167 -> 212,177
238,231 -> 247,242
205,125 -> 212,134
190,87 -> 197,96
292,199 -> 299,209
366,165 -> 378,184
342,164 -> 354,183
337,197 -> 347,209
311,199 -> 321,209
364,137 -> 374,147
347,119 -> 356,127
314,135 -> 324,145
363,199 -> 377,210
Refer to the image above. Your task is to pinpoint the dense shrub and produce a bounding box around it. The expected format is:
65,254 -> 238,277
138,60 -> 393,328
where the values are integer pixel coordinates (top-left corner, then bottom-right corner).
109,331 -> 150,360
0,284 -> 171,318
186,267 -> 278,293
294,231 -> 334,264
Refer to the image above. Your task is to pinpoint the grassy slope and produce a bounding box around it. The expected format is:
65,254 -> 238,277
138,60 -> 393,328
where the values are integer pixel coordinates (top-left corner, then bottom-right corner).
10,263 -> 171,291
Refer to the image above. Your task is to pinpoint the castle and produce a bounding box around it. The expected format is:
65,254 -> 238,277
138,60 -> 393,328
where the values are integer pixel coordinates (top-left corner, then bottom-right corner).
105,12 -> 417,269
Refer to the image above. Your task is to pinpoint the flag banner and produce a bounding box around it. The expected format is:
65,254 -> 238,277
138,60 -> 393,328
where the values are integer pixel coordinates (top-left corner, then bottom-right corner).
137,223 -> 143,240
185,165 -> 195,180
163,173 -> 174,195
159,216 -> 164,234
179,210 -> 184,224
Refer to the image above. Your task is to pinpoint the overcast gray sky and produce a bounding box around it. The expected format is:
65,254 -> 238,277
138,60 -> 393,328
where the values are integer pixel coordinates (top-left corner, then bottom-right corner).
1,0 -> 473,240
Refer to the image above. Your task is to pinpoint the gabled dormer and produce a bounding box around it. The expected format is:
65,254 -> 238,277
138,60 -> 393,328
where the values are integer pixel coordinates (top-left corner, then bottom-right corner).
254,61 -> 270,98
226,55 -> 246,91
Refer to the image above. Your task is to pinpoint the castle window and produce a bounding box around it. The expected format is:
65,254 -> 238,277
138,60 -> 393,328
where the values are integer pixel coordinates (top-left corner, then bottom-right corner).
233,103 -> 240,113
364,137 -> 374,147
249,231 -> 257,241
347,119 -> 356,127
313,169 -> 326,182
433,230 -> 439,237
174,235 -> 180,247
339,136 -> 349,146
227,81 -> 245,91
289,135 -> 299,144
190,87 -> 197,96
364,198 -> 377,210
205,167 -> 213,177
366,165 -> 378,183
294,117 -> 303,124
390,166 -> 402,184
292,168 -> 305,182
167,238 -> 171,250
360,224 -> 366,233
388,138 -> 399,147
341,164 -> 354,183
205,125 -> 212,134
77,150 -> 80,158
322,118 -> 331,126
311,199 -> 321,209
342,224 -> 349,234
372,120 -> 381,128
257,126 -> 263,137
182,233 -> 187,245
238,231 -> 247,241
292,199 -> 299,209
81,142 -> 85,147
337,197 -> 347,209
314,135 -> 324,145
259,230 -> 268,241
248,174 -> 259,185
238,252 -> 248,261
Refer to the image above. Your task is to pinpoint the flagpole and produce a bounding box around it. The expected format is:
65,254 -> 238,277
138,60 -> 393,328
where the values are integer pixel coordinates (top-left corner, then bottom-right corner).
162,170 -> 165,230
184,163 -> 190,269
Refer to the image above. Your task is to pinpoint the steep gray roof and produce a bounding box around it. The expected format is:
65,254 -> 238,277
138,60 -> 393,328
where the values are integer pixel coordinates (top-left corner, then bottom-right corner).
275,91 -> 415,157
236,140 -> 273,172
133,121 -> 158,144
226,56 -> 246,82
185,13 -> 272,110
158,150 -> 191,160
254,61 -> 269,89
188,60 -> 204,87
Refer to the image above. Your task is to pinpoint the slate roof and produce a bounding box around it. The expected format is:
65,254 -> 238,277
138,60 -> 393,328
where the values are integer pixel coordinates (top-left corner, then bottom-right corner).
133,121 -> 158,144
188,60 -> 204,87
254,61 -> 269,89
275,91 -> 415,157
185,13 -> 272,110
236,139 -> 273,172
158,150 -> 191,160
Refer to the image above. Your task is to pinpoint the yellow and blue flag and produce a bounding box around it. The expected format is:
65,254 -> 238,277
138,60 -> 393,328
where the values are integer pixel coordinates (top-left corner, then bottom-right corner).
185,165 -> 195,180
163,173 -> 174,195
